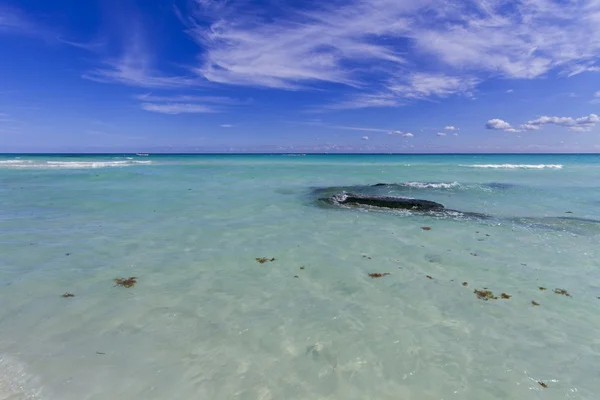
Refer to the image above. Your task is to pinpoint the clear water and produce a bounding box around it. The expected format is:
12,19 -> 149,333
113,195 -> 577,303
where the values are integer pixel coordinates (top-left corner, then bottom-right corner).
1,154 -> 599,400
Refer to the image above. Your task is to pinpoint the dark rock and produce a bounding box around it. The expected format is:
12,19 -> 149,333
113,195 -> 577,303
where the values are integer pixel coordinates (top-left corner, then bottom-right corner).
330,193 -> 445,211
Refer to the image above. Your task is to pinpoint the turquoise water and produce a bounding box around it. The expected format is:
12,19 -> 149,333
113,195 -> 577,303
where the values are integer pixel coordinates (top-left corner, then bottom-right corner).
1,154 -> 600,399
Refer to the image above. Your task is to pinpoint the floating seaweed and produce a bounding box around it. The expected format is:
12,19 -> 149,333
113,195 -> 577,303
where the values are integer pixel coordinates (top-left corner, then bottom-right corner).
532,301 -> 540,306
501,293 -> 511,299
474,289 -> 497,300
553,288 -> 571,297
96,352 -> 106,355
538,381 -> 548,388
471,253 -> 479,257
62,293 -> 74,298
114,277 -> 137,288
294,275 -> 299,278
368,273 -> 390,278
426,275 -> 433,280
256,257 -> 276,264
539,287 -> 547,291
362,255 -> 372,260
421,227 -> 432,231
65,253 -> 71,256
462,282 -> 468,286
300,266 -> 305,270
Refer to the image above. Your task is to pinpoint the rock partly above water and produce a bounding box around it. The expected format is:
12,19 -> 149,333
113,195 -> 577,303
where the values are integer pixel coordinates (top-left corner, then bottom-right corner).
329,193 -> 445,211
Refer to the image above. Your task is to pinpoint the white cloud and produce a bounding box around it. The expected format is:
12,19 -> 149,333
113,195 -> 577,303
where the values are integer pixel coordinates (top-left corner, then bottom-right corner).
444,126 -> 457,131
140,103 -> 215,114
388,130 -> 414,137
136,94 -> 247,105
486,119 -> 513,130
520,114 -> 599,132
333,125 -> 389,132
324,93 -> 402,110
506,89 -> 514,93
453,133 -> 459,136
595,91 -> 600,97
387,73 -> 478,100
437,132 -> 447,136
136,93 -> 244,114
361,136 -> 369,140
184,0 -> 600,105
220,124 -> 233,128
82,27 -> 199,88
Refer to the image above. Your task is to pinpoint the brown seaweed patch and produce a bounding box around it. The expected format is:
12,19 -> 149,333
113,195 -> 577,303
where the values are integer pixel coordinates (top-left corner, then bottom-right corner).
368,273 -> 390,279
62,293 -> 74,298
426,275 -> 433,280
474,289 -> 498,300
539,287 -> 547,291
538,381 -> 548,388
532,301 -> 540,306
300,266 -> 305,270
462,282 -> 468,286
421,226 -> 432,231
114,277 -> 137,288
256,257 -> 276,264
553,288 -> 571,297
500,293 -> 511,299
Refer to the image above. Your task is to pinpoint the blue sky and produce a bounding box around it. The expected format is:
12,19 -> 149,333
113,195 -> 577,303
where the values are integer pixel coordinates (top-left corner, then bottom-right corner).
1,0 -> 600,153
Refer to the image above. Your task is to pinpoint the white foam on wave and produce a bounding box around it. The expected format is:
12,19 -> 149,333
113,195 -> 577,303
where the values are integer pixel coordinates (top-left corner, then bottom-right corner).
403,181 -> 460,189
460,164 -> 563,169
0,355 -> 43,399
0,160 -> 32,165
0,160 -> 152,169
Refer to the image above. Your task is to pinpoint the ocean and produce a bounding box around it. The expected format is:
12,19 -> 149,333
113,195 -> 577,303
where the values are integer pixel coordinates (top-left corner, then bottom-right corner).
1,154 -> 599,399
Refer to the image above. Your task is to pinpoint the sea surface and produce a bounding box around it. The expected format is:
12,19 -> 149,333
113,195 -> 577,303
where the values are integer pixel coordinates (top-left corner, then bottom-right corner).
1,154 -> 599,400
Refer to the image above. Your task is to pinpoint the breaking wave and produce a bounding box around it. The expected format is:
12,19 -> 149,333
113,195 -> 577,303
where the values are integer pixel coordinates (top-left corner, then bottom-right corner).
0,160 -> 152,169
402,181 -> 460,189
460,164 -> 563,169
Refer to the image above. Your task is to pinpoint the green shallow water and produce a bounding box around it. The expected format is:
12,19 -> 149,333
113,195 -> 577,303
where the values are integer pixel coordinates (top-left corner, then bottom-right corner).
1,154 -> 600,399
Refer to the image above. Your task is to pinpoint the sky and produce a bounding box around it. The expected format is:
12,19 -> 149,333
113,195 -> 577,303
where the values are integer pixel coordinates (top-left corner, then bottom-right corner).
1,0 -> 600,153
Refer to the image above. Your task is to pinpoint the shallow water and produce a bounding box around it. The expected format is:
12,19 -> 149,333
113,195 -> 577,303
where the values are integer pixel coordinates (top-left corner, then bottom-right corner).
1,154 -> 600,399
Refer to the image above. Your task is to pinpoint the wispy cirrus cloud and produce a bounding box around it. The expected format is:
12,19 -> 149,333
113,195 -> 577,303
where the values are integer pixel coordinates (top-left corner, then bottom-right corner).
136,93 -> 246,114
444,126 -> 457,131
0,6 -> 37,35
140,103 -> 215,114
183,0 -> 600,108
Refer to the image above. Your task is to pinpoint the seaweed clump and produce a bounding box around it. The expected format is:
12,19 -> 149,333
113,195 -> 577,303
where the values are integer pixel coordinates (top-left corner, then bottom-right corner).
462,282 -> 468,286
426,275 -> 433,280
539,287 -> 547,291
368,273 -> 390,279
114,277 -> 137,288
532,301 -> 540,306
553,288 -> 571,297
500,293 -> 511,299
421,226 -> 431,231
538,381 -> 548,388
256,257 -> 276,264
474,289 -> 498,300
62,293 -> 74,298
